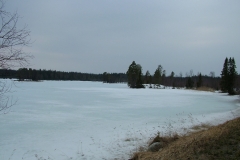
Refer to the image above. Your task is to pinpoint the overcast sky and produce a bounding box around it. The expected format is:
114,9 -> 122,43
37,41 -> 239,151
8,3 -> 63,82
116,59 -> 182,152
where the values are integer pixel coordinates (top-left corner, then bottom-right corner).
5,0 -> 240,76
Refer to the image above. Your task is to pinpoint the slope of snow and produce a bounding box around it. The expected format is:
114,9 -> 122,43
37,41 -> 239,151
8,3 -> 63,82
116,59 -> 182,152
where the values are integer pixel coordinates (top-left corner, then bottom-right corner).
0,80 -> 239,160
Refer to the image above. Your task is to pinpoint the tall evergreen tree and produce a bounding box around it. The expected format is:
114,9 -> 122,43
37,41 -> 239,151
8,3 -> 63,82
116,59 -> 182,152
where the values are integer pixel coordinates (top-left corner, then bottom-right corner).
126,61 -> 137,87
220,57 -> 238,94
136,69 -> 145,88
153,65 -> 162,88
144,70 -> 151,84
228,58 -> 237,95
126,61 -> 144,88
220,57 -> 229,92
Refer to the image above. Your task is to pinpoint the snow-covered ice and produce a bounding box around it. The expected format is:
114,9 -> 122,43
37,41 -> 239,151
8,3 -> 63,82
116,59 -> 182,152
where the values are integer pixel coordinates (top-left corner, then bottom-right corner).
0,80 -> 239,160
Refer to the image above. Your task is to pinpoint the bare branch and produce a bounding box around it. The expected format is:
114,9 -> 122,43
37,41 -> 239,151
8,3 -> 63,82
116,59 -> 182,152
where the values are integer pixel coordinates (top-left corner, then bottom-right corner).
0,80 -> 17,114
0,0 -> 32,69
0,0 -> 31,112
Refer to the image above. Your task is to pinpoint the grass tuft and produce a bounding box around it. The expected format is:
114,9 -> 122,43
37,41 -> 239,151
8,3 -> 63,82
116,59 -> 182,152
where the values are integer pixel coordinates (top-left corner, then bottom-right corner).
195,86 -> 215,92
190,123 -> 212,132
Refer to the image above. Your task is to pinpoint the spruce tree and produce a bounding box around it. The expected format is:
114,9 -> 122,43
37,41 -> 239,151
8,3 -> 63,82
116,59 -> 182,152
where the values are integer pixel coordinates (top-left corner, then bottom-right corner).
220,57 -> 238,94
220,57 -> 229,92
228,58 -> 237,95
144,70 -> 151,84
153,65 -> 162,88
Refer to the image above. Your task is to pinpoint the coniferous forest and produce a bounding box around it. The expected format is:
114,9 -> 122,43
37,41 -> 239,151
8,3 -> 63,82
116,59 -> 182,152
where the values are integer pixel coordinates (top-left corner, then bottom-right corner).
126,58 -> 239,94
0,57 -> 239,94
0,68 -> 127,82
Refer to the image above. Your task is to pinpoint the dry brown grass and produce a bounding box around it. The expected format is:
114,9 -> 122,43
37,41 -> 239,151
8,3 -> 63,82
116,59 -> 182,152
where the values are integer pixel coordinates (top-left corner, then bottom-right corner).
190,123 -> 212,132
148,132 -> 180,147
195,86 -> 215,92
130,117 -> 240,160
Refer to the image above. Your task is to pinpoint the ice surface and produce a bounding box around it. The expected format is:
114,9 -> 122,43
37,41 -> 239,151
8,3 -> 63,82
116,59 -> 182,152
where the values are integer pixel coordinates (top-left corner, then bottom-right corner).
0,80 -> 239,160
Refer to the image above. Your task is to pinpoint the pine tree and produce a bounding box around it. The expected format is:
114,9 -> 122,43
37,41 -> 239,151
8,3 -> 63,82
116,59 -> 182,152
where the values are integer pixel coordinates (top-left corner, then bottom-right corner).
126,61 -> 144,88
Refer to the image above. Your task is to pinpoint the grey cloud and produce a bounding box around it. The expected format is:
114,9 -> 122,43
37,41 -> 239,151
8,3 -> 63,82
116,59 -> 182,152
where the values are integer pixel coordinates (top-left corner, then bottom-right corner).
5,0 -> 240,75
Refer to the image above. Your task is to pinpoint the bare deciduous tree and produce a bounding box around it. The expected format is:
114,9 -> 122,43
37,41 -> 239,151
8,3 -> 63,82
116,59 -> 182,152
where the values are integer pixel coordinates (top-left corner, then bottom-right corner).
0,0 -> 31,69
0,0 -> 31,112
0,80 -> 16,113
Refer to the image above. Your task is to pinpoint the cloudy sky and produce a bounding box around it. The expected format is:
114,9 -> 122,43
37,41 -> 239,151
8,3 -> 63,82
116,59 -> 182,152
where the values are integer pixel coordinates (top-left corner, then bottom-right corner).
5,0 -> 240,76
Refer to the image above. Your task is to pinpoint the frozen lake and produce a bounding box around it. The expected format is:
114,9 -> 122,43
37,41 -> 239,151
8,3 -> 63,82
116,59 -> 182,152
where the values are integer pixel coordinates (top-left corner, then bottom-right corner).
0,80 -> 239,160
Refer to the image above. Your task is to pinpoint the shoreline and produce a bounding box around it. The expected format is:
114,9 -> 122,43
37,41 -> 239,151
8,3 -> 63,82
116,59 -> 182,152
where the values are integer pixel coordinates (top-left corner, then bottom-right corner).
129,94 -> 240,160
130,116 -> 240,160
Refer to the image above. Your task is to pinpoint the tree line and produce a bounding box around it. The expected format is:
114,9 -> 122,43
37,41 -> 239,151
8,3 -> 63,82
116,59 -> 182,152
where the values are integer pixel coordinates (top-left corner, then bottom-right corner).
126,59 -> 239,94
0,58 -> 239,94
0,68 -> 127,82
0,67 -> 226,90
